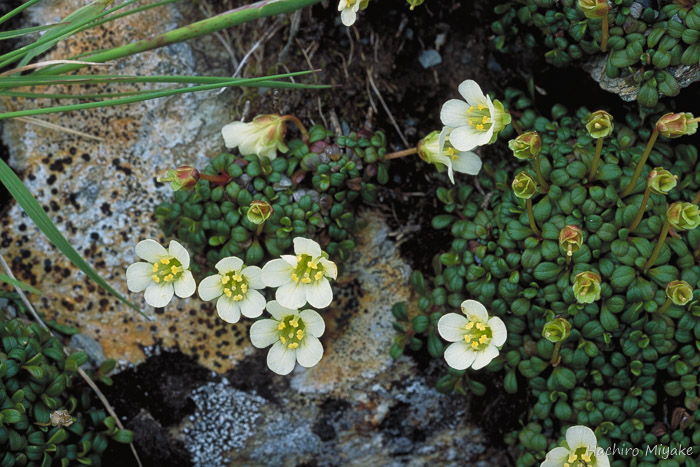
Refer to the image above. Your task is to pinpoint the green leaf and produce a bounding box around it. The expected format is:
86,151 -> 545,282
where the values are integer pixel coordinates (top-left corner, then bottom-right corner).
1,409 -> 21,424
0,273 -> 42,295
0,159 -> 144,316
110,429 -> 134,444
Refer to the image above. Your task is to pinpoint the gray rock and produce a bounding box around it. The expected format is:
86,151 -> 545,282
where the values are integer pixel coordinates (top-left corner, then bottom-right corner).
419,49 -> 442,69
69,333 -> 107,368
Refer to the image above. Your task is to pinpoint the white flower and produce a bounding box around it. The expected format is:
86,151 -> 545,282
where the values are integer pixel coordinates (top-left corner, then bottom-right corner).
198,256 -> 265,323
541,425 -> 610,467
440,79 -> 511,151
437,299 -> 507,370
221,114 -> 288,161
126,239 -> 196,308
417,128 -> 482,183
250,301 -> 325,375
261,237 -> 337,309
338,0 -> 361,26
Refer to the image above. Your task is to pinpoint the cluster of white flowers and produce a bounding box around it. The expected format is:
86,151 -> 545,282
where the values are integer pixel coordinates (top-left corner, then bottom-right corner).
126,237 -> 336,375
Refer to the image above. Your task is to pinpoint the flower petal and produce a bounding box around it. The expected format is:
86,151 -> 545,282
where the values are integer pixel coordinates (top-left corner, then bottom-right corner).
266,341 -> 297,375
144,283 -> 174,308
174,270 -> 196,298
595,451 -> 611,467
460,299 -> 488,322
198,274 -> 223,301
261,259 -> 294,287
239,289 -> 265,318
135,239 -> 168,263
471,345 -> 499,370
126,262 -> 154,293
250,319 -> 280,348
437,313 -> 469,342
293,237 -> 323,257
266,300 -> 297,320
452,152 -> 482,176
299,309 -> 325,338
276,281 -> 308,309
458,80 -> 486,106
566,425 -> 597,452
221,121 -> 247,149
281,255 -> 298,267
446,161 -> 455,184
320,258 -> 338,280
296,336 -> 323,368
168,240 -> 190,269
440,99 -> 470,128
443,342 -> 477,370
306,279 -> 333,309
241,265 -> 264,289
215,256 -> 243,274
217,297 -> 241,323
541,447 -> 570,467
340,8 -> 357,26
488,316 -> 508,347
449,125 -> 489,152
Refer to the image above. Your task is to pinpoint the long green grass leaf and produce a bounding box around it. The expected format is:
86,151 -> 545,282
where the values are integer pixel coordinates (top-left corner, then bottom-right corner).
0,159 -> 145,317
0,23 -> 64,41
0,0 -> 43,27
0,273 -> 43,295
0,73 -> 328,119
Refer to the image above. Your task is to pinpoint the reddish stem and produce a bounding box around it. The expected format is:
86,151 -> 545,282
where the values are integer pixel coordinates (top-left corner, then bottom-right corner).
200,172 -> 231,186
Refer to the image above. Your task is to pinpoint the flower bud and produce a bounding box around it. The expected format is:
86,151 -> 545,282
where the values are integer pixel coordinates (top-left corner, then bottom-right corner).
221,114 -> 289,160
50,410 -> 73,427
585,110 -> 614,138
157,166 -> 200,191
656,112 -> 698,138
573,271 -> 602,304
666,280 -> 693,306
647,167 -> 677,195
667,202 -> 700,232
577,0 -> 609,19
559,225 -> 583,257
246,200 -> 274,225
508,131 -> 541,160
512,172 -> 538,199
542,318 -> 572,343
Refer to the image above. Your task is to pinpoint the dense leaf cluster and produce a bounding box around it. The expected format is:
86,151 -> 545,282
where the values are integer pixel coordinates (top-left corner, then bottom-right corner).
492,0 -> 700,106
155,126 -> 390,276
392,103 -> 700,466
0,318 -> 131,466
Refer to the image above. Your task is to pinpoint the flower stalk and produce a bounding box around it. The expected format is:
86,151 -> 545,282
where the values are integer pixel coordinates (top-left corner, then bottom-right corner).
620,127 -> 659,198
281,114 -> 309,143
526,198 -> 540,237
588,137 -> 604,181
643,220 -> 670,270
533,153 -> 549,191
384,147 -> 418,160
629,185 -> 651,231
200,172 -> 231,186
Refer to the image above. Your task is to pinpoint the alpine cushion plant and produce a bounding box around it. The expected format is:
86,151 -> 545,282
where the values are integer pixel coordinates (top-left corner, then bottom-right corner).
437,300 -> 507,370
261,237 -> 338,309
126,239 -> 196,308
249,300 -> 326,375
198,256 -> 265,323
439,79 -> 511,151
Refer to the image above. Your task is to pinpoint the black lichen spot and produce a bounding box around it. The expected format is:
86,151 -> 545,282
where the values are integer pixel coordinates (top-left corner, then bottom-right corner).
46,174 -> 56,185
100,203 -> 113,216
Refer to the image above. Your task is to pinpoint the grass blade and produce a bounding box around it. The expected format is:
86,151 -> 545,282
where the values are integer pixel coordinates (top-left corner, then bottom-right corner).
0,0 -> 43,27
0,273 -> 42,295
0,158 -> 145,317
0,23 -> 64,41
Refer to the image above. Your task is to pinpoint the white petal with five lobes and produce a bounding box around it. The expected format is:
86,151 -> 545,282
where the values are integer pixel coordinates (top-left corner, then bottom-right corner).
215,256 -> 243,274
449,125 -> 490,152
276,281 -> 307,309
443,341 -> 477,370
267,341 -> 297,375
299,309 -> 325,338
306,279 -> 333,309
198,274 -> 223,301
458,79 -> 486,106
242,265 -> 264,289
266,300 -> 296,321
174,270 -> 196,298
250,319 -> 280,348
221,121 -> 248,149
296,336 -> 324,368
126,262 -> 154,293
168,240 -> 190,269
488,316 -> 508,347
460,299 -> 488,322
320,258 -> 338,280
144,283 -> 174,308
135,239 -> 168,263
541,447 -> 570,467
566,425 -> 597,451
440,99 -> 470,129
261,259 -> 294,287
293,237 -> 323,258
471,345 -> 499,370
437,313 -> 469,342
216,297 -> 241,324
451,151 -> 482,176
239,289 -> 266,318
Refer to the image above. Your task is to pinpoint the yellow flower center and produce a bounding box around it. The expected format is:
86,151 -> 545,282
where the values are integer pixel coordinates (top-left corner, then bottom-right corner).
466,104 -> 492,133
277,315 -> 307,349
445,147 -> 459,161
292,254 -> 326,285
221,270 -> 248,302
463,320 -> 492,350
563,447 -> 596,467
151,256 -> 184,284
